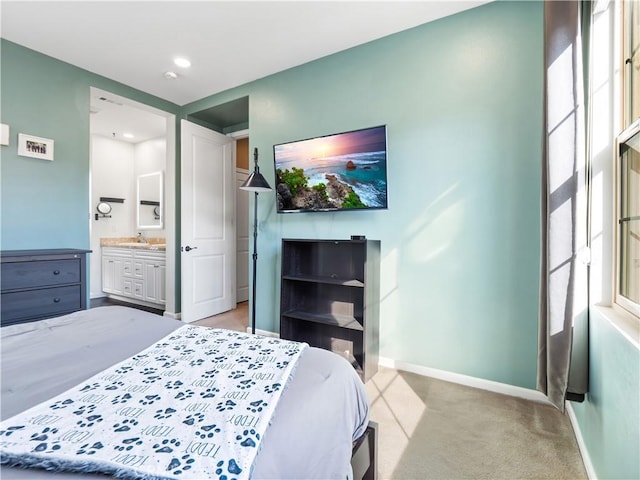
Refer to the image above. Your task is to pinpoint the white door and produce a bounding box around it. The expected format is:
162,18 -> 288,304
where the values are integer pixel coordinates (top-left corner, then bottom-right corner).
181,120 -> 236,322
236,169 -> 250,303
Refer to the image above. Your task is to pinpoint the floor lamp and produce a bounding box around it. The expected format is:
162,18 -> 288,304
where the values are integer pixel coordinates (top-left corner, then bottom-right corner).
239,147 -> 272,334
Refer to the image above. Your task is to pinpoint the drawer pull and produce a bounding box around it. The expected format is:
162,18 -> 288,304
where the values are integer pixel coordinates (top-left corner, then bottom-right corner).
53,270 -> 60,275
53,298 -> 61,303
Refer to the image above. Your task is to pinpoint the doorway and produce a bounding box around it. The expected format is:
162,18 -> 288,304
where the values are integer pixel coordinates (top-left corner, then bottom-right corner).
88,87 -> 177,316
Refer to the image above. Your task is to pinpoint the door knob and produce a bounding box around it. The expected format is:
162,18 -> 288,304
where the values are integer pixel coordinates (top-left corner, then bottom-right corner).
184,245 -> 198,252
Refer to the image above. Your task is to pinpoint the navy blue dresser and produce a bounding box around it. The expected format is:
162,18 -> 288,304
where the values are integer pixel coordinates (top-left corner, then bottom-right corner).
1,249 -> 91,326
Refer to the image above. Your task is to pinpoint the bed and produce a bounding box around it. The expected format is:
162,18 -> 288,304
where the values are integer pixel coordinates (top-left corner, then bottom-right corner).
0,306 -> 376,480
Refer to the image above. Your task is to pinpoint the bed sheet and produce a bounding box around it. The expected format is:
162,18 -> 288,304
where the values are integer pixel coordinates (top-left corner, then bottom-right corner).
1,306 -> 369,479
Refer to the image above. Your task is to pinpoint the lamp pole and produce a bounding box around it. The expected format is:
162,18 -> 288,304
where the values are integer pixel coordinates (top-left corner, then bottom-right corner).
239,147 -> 272,335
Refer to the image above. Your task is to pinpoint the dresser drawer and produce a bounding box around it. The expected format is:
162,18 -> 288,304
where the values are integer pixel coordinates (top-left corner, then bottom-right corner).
1,259 -> 81,290
1,285 -> 81,325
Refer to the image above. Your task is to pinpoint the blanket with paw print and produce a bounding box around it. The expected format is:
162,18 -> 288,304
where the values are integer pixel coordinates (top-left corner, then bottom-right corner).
0,325 -> 307,480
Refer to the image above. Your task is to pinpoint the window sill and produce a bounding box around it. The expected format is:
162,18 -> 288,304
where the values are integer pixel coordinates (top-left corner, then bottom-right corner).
593,304 -> 640,350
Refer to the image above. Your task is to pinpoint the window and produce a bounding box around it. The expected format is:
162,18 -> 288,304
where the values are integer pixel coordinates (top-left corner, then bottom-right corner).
617,1 -> 640,318
623,0 -> 639,126
617,122 -> 640,317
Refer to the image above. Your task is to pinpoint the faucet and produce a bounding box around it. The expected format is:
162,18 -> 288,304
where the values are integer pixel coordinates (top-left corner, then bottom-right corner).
137,232 -> 148,244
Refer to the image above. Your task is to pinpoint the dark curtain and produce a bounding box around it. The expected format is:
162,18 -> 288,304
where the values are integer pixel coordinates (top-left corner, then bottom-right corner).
538,0 -> 592,412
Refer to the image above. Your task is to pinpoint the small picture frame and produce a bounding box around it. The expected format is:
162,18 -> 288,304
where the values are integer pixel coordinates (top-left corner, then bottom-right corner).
18,133 -> 54,161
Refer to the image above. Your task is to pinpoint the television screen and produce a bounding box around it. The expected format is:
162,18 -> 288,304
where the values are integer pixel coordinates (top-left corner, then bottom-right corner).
273,125 -> 388,213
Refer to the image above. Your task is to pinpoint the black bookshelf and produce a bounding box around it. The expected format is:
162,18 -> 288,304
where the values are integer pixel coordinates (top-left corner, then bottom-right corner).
280,239 -> 380,382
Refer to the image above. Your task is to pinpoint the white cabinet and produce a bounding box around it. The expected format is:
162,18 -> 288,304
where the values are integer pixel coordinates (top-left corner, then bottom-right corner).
102,247 -> 165,307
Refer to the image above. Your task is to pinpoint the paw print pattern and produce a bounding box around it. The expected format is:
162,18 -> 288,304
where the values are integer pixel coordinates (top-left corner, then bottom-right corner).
247,400 -> 267,413
142,375 -> 162,384
196,424 -> 221,439
201,370 -> 219,379
154,438 -> 181,453
161,359 -> 179,368
182,413 -> 205,426
132,353 -> 150,360
276,361 -> 290,369
29,427 -> 58,443
216,400 -> 236,412
228,371 -> 244,379
0,426 -> 25,437
114,437 -> 143,451
111,393 -> 132,405
105,381 -> 124,391
28,427 -> 61,453
259,348 -> 274,355
73,404 -> 96,416
50,398 -> 74,410
236,429 -> 260,448
190,358 -> 205,367
140,367 -> 157,376
174,389 -> 195,401
180,348 -> 196,355
204,349 -> 220,356
200,387 -> 220,399
154,407 -> 177,419
139,394 -> 161,405
228,342 -> 242,349
77,414 -> 103,428
79,382 -> 100,392
33,442 -> 61,453
264,383 -> 282,394
237,379 -> 256,390
215,458 -> 242,479
155,354 -> 170,362
166,454 -> 195,475
165,380 -> 184,390
247,362 -> 263,371
115,365 -> 133,374
76,441 -> 104,455
113,419 -> 138,432
235,355 -> 251,364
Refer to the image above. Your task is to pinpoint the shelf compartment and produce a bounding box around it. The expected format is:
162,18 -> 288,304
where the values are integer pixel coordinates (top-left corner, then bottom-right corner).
282,310 -> 364,330
281,240 -> 366,282
282,320 -> 364,374
282,274 -> 364,287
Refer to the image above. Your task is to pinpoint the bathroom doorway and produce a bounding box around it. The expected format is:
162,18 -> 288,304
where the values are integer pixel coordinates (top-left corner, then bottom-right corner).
88,87 -> 177,316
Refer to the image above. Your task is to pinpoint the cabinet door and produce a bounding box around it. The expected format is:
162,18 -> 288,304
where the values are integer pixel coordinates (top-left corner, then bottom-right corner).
158,263 -> 167,304
102,256 -> 124,295
143,260 -> 165,304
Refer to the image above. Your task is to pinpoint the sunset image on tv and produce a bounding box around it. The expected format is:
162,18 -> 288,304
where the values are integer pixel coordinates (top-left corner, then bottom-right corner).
273,125 -> 388,213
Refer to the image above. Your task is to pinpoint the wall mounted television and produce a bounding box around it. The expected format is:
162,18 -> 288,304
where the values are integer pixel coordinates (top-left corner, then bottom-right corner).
273,125 -> 388,213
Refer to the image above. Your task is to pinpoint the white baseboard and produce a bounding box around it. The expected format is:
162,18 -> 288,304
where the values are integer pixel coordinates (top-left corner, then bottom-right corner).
566,402 -> 597,479
163,311 -> 181,320
378,356 -> 552,405
247,327 -> 279,338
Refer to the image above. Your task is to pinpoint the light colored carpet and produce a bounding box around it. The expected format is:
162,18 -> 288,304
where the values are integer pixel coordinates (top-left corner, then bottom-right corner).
365,367 -> 587,480
193,306 -> 586,480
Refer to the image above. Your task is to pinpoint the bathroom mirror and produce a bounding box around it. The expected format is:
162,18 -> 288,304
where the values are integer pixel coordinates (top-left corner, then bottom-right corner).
137,171 -> 163,229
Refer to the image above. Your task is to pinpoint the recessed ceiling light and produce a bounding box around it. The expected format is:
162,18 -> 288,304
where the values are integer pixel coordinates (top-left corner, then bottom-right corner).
174,57 -> 191,68
123,133 -> 134,139
164,71 -> 178,80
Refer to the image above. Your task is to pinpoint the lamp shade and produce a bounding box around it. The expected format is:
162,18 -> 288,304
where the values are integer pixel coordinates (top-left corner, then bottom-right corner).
240,169 -> 272,192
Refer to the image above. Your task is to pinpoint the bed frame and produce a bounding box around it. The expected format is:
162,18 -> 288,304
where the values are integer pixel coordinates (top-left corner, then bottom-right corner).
351,421 -> 378,480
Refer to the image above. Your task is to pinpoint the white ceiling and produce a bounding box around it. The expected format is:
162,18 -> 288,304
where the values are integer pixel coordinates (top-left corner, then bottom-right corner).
1,1 -> 489,106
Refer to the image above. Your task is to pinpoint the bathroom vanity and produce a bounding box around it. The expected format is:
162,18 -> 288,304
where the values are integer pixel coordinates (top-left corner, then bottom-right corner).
101,240 -> 165,308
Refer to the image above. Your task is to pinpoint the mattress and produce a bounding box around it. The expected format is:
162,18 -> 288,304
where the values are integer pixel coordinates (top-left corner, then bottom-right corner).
1,306 -> 370,479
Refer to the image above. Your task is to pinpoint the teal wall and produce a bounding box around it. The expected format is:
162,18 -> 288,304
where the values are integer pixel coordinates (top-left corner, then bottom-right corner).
184,1 -> 544,389
0,39 -> 179,251
571,309 -> 640,480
